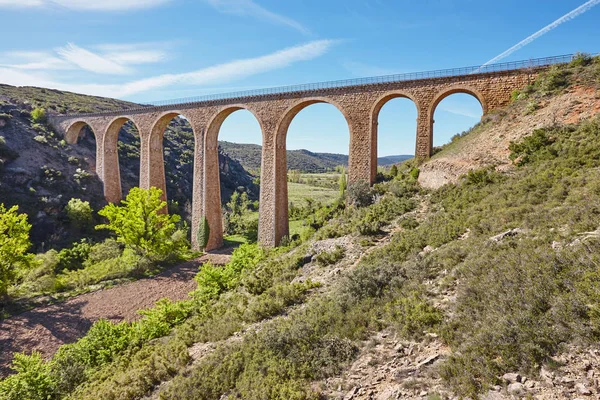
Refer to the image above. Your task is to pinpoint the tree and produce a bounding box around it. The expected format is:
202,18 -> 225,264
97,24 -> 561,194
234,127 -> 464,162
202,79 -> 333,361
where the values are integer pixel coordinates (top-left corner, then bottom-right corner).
65,198 -> 93,229
338,168 -> 347,197
389,165 -> 398,178
31,108 -> 47,124
96,187 -> 188,259
0,204 -> 33,297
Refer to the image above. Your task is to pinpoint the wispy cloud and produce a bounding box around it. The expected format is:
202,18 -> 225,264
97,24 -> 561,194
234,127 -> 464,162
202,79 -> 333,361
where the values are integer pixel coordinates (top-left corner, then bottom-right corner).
479,0 -> 600,68
56,43 -> 132,75
0,0 -> 172,11
0,40 -> 337,99
438,104 -> 481,119
0,43 -> 168,75
202,0 -> 309,34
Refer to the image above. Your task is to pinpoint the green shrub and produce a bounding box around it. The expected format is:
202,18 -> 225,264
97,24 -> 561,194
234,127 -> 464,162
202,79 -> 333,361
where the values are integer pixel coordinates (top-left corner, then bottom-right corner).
0,352 -> 56,400
347,180 -> 373,207
97,187 -> 190,260
386,291 -> 443,338
30,108 -> 47,123
65,198 -> 93,229
0,204 -> 33,297
314,245 -> 345,267
56,240 -> 92,273
197,216 -> 210,250
569,52 -> 593,67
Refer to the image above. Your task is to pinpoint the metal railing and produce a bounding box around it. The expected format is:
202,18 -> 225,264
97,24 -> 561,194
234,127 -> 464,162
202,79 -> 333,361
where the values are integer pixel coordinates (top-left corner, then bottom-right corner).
63,53 -> 586,117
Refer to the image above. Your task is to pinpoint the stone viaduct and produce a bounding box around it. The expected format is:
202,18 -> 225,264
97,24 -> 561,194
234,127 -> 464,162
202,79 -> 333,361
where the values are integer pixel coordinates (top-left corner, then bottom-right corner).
48,56 -> 567,250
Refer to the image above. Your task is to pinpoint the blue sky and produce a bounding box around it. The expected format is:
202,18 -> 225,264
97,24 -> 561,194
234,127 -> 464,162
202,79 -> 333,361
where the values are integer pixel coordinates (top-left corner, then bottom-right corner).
0,0 -> 598,155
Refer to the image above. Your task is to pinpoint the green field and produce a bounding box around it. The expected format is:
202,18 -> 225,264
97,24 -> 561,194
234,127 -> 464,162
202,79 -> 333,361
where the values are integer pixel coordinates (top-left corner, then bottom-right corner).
224,174 -> 340,242
287,182 -> 339,207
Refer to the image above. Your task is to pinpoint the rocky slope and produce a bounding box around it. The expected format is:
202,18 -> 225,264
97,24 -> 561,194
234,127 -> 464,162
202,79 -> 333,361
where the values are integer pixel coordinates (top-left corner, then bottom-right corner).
419,74 -> 600,189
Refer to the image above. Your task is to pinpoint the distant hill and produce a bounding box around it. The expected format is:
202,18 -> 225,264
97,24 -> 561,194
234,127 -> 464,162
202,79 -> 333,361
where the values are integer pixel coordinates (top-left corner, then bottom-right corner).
377,155 -> 413,165
219,141 -> 413,172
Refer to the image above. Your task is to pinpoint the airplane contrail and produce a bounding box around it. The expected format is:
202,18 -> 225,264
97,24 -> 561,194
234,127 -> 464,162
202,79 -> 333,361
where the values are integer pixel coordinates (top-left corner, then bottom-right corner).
479,0 -> 600,68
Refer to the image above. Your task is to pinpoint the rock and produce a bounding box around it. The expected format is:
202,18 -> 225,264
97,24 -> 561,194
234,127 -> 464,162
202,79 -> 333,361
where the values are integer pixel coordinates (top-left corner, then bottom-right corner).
507,382 -> 525,395
562,376 -> 576,387
540,366 -> 555,382
502,373 -> 522,383
417,354 -> 439,368
575,383 -> 592,396
525,380 -> 535,389
343,386 -> 358,400
490,228 -> 523,242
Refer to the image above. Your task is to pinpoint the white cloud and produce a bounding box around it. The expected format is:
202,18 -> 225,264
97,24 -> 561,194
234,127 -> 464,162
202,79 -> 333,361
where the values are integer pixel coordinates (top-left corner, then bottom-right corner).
0,43 -> 168,74
438,104 -> 481,119
203,0 -> 309,34
0,0 -> 172,10
0,40 -> 337,99
56,43 -> 132,74
478,0 -> 600,69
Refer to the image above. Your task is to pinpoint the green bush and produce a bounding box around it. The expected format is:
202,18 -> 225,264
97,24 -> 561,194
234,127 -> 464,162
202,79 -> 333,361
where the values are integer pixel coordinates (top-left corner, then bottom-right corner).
0,352 -> 56,400
386,291 -> 443,338
314,245 -> 345,267
97,187 -> 190,261
30,108 -> 47,124
65,198 -> 93,229
56,240 -> 92,273
347,180 -> 373,207
0,204 -> 33,297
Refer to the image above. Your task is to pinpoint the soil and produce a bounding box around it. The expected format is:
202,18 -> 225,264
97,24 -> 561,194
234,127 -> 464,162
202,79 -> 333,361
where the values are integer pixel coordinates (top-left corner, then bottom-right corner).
0,252 -> 230,377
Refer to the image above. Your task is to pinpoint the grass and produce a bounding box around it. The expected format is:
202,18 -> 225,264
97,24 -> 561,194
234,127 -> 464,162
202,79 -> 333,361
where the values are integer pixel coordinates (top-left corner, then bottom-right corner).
288,182 -> 339,206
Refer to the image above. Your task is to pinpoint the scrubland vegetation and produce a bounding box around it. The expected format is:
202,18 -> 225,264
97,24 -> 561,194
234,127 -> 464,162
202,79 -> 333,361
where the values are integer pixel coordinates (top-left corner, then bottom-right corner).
1,54 -> 600,399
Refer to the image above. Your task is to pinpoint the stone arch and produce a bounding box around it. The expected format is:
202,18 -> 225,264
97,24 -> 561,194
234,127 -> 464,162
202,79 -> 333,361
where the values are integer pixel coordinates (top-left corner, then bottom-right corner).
204,105 -> 264,251
429,85 -> 487,118
65,120 -> 95,145
427,86 -> 486,151
273,98 -> 351,245
370,92 -> 420,178
146,111 -> 193,205
102,116 -> 140,203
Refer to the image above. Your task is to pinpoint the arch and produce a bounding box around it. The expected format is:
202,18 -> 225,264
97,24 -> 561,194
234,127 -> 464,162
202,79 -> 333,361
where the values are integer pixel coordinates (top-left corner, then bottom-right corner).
275,98 -> 350,148
370,92 -> 420,178
65,120 -> 95,145
429,86 -> 487,118
204,105 -> 264,251
102,116 -> 140,203
273,98 -> 351,245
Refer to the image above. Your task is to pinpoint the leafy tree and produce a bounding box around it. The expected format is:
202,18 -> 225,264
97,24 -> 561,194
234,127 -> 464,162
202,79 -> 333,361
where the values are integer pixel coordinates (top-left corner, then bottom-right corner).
96,187 -> 189,259
0,204 -> 33,297
389,165 -> 398,178
338,168 -> 347,197
197,216 -> 210,250
65,198 -> 93,229
30,108 -> 47,124
224,190 -> 257,241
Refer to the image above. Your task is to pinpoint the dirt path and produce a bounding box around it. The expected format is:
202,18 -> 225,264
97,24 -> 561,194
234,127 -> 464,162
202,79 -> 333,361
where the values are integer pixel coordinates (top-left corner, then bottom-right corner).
0,253 -> 230,377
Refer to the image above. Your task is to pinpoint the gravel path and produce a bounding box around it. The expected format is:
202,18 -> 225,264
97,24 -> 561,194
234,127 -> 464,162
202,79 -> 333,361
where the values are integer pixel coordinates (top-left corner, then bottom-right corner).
0,253 -> 230,377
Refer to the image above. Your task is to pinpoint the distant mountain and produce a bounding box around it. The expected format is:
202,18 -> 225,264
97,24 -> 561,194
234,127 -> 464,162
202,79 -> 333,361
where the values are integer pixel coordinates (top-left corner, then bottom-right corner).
378,155 -> 413,165
219,141 -> 413,172
219,141 -> 347,173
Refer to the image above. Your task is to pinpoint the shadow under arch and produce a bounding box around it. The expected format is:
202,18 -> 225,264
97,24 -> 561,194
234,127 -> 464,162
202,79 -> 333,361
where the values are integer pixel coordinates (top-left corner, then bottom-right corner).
273,98 -> 351,245
102,116 -> 140,204
65,120 -> 96,145
370,92 -> 420,179
204,105 -> 264,251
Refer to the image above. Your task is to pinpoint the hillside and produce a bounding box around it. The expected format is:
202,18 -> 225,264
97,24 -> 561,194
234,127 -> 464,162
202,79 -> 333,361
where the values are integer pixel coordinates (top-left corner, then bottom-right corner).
0,86 -> 257,251
2,56 -> 600,400
220,140 -> 412,172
